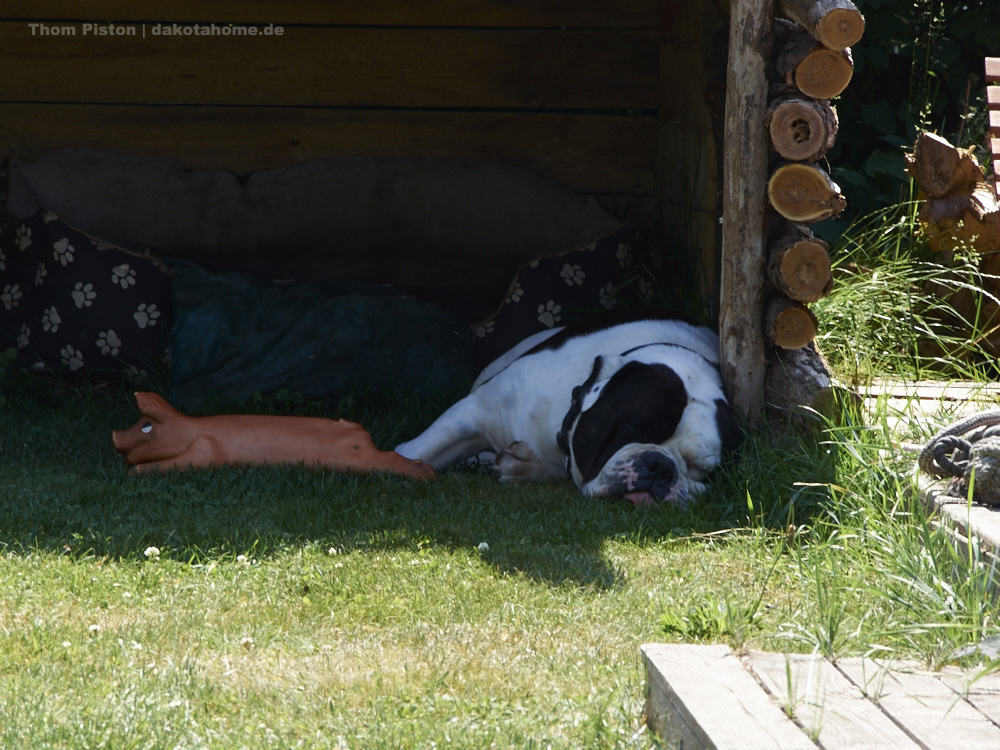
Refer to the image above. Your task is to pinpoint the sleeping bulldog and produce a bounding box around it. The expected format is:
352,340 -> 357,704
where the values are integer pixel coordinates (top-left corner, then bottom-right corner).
395,313 -> 741,506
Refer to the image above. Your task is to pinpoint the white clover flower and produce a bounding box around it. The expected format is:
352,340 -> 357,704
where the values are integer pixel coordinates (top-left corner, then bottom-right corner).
241,636 -> 255,650
144,546 -> 161,561
477,542 -> 490,553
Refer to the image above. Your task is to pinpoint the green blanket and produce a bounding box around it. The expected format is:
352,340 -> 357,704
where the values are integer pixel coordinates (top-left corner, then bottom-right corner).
168,260 -> 475,410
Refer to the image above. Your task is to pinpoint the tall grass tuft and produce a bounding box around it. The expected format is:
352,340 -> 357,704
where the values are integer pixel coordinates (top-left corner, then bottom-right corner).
815,198 -> 999,384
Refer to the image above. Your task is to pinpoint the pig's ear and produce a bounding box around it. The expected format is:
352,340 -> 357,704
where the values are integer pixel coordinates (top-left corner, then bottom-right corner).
133,392 -> 179,423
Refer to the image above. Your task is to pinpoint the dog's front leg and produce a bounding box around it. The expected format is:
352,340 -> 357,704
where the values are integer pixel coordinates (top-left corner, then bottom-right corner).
394,397 -> 492,471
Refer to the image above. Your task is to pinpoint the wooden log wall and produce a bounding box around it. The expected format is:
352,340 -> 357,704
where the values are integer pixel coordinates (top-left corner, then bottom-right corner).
720,0 -> 862,424
988,57 -> 1000,196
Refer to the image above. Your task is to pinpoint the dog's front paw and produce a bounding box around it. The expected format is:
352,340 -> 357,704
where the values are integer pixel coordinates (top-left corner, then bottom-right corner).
492,441 -> 549,483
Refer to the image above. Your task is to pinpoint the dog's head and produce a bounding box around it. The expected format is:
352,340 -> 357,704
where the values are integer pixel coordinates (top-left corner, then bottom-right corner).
557,352 -> 739,507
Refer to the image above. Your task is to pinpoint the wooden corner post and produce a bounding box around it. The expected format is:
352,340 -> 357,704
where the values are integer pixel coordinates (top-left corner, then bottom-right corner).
719,0 -> 774,425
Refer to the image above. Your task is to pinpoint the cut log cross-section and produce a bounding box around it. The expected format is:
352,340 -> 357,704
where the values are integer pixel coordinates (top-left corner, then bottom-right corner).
778,0 -> 865,51
988,57 -> 1000,196
764,296 -> 818,349
766,95 -> 838,161
768,161 -> 846,222
773,19 -> 854,101
767,223 -> 832,302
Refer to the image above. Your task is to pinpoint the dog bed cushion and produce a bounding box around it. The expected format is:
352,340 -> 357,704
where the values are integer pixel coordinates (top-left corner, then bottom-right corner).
0,211 -> 172,380
7,149 -> 623,321
168,260 -> 476,410
473,222 -> 665,367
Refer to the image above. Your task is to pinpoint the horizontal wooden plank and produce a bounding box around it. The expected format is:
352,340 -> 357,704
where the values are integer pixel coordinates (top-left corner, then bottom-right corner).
922,477 -> 1000,566
746,652 -> 921,750
837,659 -> 1000,750
0,103 -> 657,194
991,109 -> 1000,134
642,643 -> 817,750
988,87 -> 1000,109
0,24 -> 657,110
987,57 -> 1000,83
0,0 -> 659,28
862,379 -> 1000,403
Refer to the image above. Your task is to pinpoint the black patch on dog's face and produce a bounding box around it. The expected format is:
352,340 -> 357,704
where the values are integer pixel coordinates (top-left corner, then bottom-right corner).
567,361 -> 687,483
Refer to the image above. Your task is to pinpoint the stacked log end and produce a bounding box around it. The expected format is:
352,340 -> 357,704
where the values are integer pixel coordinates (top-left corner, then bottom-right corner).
763,0 -> 863,415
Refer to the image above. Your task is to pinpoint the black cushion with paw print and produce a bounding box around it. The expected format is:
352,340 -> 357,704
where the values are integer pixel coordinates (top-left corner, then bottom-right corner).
472,223 -> 666,368
0,211 -> 172,381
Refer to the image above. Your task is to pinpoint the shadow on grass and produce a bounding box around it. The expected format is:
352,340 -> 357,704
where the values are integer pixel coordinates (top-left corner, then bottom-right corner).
0,374 -> 838,587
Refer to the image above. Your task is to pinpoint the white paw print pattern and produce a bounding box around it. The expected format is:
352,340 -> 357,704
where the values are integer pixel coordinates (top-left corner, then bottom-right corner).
507,282 -> 524,304
35,261 -> 47,286
112,263 -> 137,289
125,364 -> 148,382
133,303 -> 161,329
560,263 -> 585,287
615,242 -> 633,269
599,282 -> 618,310
17,324 -> 29,349
537,300 -> 562,328
636,278 -> 655,303
42,306 -> 61,333
60,345 -> 84,372
72,282 -> 97,308
1,284 -> 22,311
474,319 -> 495,339
53,238 -> 75,266
97,330 -> 122,356
15,225 -> 31,251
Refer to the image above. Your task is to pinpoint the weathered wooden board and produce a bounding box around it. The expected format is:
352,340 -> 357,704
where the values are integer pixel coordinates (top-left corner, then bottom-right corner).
0,24 -> 658,110
645,646 -> 1000,749
862,379 -> 1000,405
938,665 -> 1000,726
837,658 -> 1000,750
0,0 -> 659,27
642,643 -> 817,750
0,103 -> 657,193
922,478 -> 1000,564
745,652 -> 922,750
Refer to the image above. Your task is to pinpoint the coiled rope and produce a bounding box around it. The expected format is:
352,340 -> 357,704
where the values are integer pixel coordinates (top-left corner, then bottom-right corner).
918,410 -> 1000,506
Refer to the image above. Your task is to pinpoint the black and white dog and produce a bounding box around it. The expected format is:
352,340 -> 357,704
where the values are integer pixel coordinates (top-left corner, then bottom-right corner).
395,313 -> 741,506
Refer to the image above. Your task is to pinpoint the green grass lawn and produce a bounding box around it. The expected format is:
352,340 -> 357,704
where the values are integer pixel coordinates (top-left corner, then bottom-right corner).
2,361 -> 998,748
4,200 -> 1000,748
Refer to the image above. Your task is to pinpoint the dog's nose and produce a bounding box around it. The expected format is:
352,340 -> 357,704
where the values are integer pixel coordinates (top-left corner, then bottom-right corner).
634,451 -> 678,498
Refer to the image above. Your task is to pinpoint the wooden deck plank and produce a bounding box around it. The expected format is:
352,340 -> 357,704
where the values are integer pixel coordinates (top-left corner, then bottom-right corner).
922,478 -> 1000,560
745,652 -> 922,750
861,380 -> 1000,404
938,666 -> 1000,725
642,644 -> 818,749
836,658 -> 1000,750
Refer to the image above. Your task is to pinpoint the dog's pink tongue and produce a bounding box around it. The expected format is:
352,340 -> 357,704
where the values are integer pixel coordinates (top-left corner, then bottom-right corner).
626,491 -> 657,507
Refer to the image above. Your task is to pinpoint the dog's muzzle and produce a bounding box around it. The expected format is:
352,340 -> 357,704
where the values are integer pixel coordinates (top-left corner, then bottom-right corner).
581,445 -> 690,508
